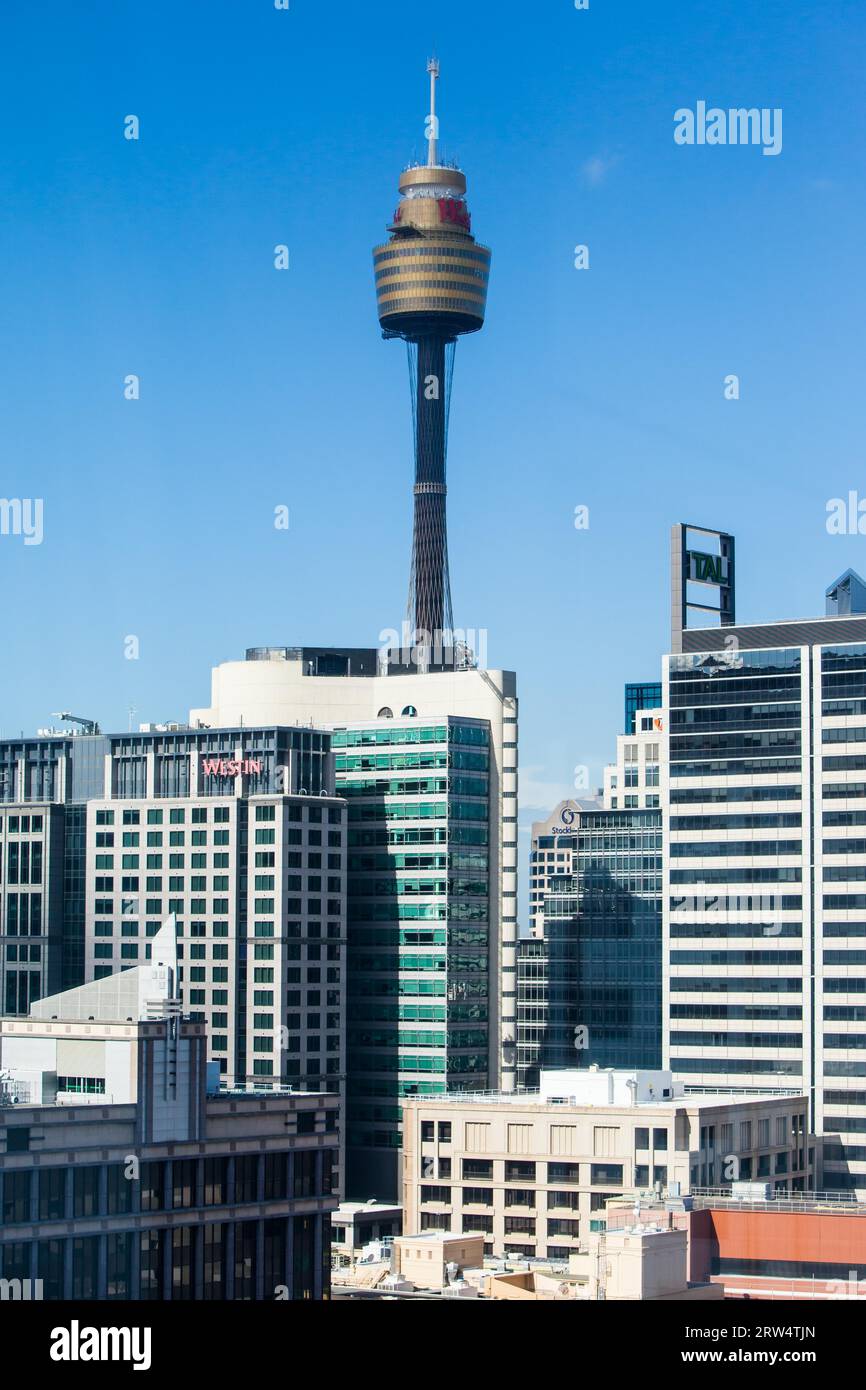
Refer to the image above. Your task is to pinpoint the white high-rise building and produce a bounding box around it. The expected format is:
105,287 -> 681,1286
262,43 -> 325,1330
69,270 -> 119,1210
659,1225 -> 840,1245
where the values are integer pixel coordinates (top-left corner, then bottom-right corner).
603,709 -> 666,813
190,645 -> 518,1195
664,531 -> 866,1197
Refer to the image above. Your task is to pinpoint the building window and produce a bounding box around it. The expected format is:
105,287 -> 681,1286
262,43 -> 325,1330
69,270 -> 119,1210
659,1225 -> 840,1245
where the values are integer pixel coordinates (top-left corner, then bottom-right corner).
73,1167 -> 100,1218
505,1161 -> 536,1181
39,1168 -> 66,1221
462,1159 -> 493,1180
591,1164 -> 623,1186
461,1187 -> 492,1206
421,1185 -> 451,1204
548,1162 -> 579,1184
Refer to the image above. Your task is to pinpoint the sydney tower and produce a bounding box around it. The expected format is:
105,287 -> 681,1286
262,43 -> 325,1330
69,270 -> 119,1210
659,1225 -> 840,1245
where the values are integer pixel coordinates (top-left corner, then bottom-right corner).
373,61 -> 491,660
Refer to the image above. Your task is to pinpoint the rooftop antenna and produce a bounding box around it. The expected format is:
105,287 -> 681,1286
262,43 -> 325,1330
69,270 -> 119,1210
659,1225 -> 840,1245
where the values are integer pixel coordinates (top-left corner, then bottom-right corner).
427,57 -> 440,166
51,711 -> 101,736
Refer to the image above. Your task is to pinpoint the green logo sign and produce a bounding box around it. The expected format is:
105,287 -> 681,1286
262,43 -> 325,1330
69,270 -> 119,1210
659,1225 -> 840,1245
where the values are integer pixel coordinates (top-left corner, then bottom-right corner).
689,550 -> 724,584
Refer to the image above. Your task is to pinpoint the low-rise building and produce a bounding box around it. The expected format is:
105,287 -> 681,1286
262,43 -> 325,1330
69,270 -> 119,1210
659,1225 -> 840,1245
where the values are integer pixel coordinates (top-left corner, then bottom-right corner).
331,1199 -> 402,1260
392,1231 -> 484,1291
402,1068 -> 815,1262
607,1189 -> 866,1299
0,923 -> 340,1300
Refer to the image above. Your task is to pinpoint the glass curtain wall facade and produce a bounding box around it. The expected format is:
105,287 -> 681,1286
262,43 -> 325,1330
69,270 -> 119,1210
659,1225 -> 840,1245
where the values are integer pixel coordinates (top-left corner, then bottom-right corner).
625,682 -> 663,735
517,809 -> 662,1086
334,716 -> 490,1196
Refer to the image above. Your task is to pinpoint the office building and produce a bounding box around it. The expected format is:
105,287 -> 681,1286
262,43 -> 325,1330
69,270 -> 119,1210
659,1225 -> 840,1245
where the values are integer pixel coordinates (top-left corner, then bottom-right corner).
663,522 -> 866,1196
402,1068 -> 814,1261
518,809 -> 662,1085
190,649 -> 517,1197
528,798 -> 599,939
77,724 -> 346,1108
603,704 -> 665,812
0,722 -> 348,1200
0,937 -> 339,1300
331,1199 -> 402,1259
0,731 -> 109,1010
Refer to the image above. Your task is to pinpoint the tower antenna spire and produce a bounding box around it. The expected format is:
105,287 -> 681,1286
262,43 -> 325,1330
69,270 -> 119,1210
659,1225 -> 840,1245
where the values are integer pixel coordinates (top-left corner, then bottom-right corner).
427,57 -> 440,166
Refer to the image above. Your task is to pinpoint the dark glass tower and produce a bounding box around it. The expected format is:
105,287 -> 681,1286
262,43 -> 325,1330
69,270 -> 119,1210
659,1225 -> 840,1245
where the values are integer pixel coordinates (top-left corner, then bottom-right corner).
517,809 -> 663,1085
373,61 -> 491,655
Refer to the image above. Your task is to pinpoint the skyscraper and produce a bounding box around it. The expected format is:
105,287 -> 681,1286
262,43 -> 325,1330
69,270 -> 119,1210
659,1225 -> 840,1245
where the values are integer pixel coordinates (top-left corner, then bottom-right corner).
372,60 -> 491,653
663,524 -> 866,1196
191,650 -> 517,1197
518,807 -> 662,1088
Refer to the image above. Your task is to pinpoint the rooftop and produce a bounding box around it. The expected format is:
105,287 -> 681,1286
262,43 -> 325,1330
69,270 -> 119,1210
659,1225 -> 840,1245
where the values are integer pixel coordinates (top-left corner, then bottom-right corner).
406,1068 -> 803,1112
333,1200 -> 402,1216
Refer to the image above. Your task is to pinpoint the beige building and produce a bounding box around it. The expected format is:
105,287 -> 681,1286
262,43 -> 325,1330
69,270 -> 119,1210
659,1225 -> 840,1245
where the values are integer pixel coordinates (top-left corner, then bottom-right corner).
482,1226 -> 721,1301
392,1232 -> 484,1291
402,1068 -> 813,1261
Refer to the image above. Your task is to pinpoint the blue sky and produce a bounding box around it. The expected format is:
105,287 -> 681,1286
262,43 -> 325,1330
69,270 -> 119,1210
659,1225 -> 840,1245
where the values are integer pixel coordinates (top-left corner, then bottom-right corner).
1,0 -> 864,853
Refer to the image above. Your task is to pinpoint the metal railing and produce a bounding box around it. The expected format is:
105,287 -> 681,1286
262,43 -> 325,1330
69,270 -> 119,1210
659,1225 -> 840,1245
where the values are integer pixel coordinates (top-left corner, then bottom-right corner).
682,1085 -> 803,1098
690,1185 -> 866,1214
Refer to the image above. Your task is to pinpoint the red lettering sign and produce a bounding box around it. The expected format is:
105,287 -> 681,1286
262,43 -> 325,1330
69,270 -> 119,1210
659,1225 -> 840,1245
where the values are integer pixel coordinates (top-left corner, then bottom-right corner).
201,758 -> 262,777
438,198 -> 470,231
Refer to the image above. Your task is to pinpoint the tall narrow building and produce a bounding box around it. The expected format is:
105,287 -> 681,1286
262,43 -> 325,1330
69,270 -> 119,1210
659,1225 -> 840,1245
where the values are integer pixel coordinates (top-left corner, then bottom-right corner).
373,60 -> 491,653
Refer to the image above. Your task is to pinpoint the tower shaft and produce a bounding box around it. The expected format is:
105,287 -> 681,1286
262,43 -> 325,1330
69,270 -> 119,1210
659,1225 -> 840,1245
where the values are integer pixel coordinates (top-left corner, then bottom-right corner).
409,333 -> 453,640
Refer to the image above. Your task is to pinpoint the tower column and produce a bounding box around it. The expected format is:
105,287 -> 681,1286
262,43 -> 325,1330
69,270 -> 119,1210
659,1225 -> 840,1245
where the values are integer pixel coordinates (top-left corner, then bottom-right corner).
412,334 -> 451,641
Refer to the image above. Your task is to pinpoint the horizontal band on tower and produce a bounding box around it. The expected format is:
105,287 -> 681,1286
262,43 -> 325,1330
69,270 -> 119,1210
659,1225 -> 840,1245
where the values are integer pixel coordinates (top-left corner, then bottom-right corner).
374,244 -> 491,267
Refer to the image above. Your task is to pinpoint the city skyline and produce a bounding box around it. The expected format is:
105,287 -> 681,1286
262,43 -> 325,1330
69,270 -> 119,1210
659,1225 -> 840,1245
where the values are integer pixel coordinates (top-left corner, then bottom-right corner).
2,0 -> 866,1331
1,0 -> 863,837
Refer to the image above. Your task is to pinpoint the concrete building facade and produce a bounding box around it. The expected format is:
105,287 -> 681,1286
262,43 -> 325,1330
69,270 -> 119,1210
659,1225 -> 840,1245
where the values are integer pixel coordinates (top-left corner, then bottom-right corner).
402,1069 -> 813,1262
0,1009 -> 339,1301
